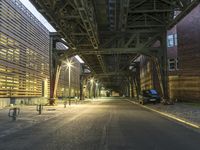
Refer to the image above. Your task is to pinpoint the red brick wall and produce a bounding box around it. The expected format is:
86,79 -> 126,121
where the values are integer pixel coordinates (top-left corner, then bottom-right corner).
167,26 -> 178,59
169,4 -> 200,101
177,4 -> 200,75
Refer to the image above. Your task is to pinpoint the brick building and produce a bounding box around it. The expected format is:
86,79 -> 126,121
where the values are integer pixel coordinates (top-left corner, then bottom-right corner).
138,4 -> 200,102
168,4 -> 200,101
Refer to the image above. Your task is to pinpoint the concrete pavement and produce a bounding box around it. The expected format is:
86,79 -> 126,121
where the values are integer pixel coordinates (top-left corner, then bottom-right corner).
0,98 -> 200,150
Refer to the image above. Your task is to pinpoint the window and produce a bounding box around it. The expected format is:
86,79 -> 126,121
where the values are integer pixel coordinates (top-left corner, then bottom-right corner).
167,35 -> 174,47
176,58 -> 179,70
168,58 -> 175,71
168,58 -> 179,71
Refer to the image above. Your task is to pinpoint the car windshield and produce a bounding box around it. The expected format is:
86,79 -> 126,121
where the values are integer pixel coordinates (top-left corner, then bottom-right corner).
149,90 -> 157,95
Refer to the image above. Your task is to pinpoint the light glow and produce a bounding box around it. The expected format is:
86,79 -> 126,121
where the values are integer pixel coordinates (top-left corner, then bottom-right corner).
75,55 -> 84,64
90,78 -> 94,83
62,59 -> 74,70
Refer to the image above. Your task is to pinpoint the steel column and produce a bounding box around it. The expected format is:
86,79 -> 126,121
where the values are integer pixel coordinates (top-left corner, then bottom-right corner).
49,34 -> 63,105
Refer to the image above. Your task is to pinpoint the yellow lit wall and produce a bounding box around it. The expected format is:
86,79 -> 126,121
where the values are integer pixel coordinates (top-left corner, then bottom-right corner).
57,57 -> 81,98
0,0 -> 49,98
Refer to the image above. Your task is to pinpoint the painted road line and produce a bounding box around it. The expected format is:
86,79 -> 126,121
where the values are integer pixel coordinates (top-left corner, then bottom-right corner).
126,100 -> 200,129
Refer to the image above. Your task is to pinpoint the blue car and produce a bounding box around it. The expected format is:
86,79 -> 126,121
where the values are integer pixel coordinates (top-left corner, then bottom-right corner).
139,89 -> 161,105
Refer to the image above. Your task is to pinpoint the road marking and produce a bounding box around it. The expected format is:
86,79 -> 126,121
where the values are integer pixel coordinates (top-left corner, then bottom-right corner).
126,100 -> 200,129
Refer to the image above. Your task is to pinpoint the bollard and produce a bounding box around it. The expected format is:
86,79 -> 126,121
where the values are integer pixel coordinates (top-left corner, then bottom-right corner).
8,107 -> 20,121
36,104 -> 43,115
64,100 -> 67,108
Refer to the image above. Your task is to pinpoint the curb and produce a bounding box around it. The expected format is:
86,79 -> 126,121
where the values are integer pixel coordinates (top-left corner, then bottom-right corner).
126,99 -> 200,129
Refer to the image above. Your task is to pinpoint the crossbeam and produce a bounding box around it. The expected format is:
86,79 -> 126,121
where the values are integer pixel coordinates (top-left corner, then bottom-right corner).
56,47 -> 160,56
168,0 -> 200,29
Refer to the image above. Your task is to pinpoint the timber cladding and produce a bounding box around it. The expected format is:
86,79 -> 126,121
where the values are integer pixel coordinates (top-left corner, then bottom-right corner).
139,56 -> 153,91
57,58 -> 81,98
169,76 -> 200,102
0,0 -> 50,98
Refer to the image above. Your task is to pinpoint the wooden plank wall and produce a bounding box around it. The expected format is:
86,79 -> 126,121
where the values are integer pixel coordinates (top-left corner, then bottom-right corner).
169,76 -> 200,101
0,0 -> 49,98
139,55 -> 153,91
56,41 -> 81,98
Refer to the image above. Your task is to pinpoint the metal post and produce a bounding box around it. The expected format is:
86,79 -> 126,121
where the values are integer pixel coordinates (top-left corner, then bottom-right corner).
64,100 -> 67,108
162,31 -> 169,99
69,65 -> 71,105
36,104 -> 43,115
154,31 -> 169,99
80,75 -> 83,100
49,34 -> 54,105
8,108 -> 20,121
92,81 -> 94,98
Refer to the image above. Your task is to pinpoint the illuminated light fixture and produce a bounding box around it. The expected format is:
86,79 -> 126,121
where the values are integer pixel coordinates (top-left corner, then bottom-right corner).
62,58 -> 74,106
60,38 -> 69,50
62,59 -> 74,70
75,55 -> 84,64
90,78 -> 94,83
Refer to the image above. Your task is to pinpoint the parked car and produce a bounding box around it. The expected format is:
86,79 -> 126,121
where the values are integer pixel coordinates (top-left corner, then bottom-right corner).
139,89 -> 161,105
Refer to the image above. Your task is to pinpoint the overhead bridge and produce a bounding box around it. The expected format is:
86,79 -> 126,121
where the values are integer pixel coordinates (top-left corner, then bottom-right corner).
29,0 -> 200,104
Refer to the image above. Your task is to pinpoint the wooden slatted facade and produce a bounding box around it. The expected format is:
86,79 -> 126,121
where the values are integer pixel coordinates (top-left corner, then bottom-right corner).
0,0 -> 50,99
139,55 -> 153,90
0,0 -> 81,106
57,57 -> 81,98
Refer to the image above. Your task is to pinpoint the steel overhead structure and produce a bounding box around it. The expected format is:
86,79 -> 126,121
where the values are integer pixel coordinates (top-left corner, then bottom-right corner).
30,0 -> 199,100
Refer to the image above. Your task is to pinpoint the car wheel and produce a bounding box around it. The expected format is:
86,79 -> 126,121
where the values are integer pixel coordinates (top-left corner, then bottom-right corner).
141,100 -> 145,105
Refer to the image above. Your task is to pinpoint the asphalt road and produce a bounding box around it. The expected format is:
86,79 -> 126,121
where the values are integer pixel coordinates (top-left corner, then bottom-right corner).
0,98 -> 200,150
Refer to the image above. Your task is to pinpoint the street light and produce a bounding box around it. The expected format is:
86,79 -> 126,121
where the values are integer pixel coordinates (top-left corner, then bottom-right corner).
63,59 -> 73,105
90,78 -> 94,99
96,82 -> 98,98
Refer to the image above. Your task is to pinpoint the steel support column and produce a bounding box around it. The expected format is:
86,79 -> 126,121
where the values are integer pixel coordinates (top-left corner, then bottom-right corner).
49,34 -> 62,105
79,75 -> 84,100
162,31 -> 169,98
134,62 -> 141,99
155,31 -> 168,98
130,76 -> 134,98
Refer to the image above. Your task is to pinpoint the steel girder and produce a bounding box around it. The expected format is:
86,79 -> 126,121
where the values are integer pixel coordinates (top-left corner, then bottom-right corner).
73,0 -> 107,73
30,0 -> 200,91
74,0 -> 99,49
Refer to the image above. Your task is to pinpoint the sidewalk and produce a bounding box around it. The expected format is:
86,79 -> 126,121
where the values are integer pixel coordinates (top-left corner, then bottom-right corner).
129,99 -> 200,128
0,100 -> 90,138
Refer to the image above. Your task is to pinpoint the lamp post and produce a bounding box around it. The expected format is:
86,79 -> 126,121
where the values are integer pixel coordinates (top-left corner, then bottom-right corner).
67,61 -> 72,105
63,59 -> 73,106
96,83 -> 99,98
90,78 -> 94,99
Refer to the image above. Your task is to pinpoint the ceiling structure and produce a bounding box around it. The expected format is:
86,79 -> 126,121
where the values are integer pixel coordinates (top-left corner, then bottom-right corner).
30,0 -> 199,91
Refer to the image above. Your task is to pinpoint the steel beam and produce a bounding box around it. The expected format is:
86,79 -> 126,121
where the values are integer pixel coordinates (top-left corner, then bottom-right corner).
74,0 -> 99,49
93,71 -> 129,77
168,0 -> 200,29
129,0 -> 147,10
29,0 -> 76,49
124,34 -> 137,47
100,29 -> 164,34
129,9 -> 173,14
56,47 -> 160,55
